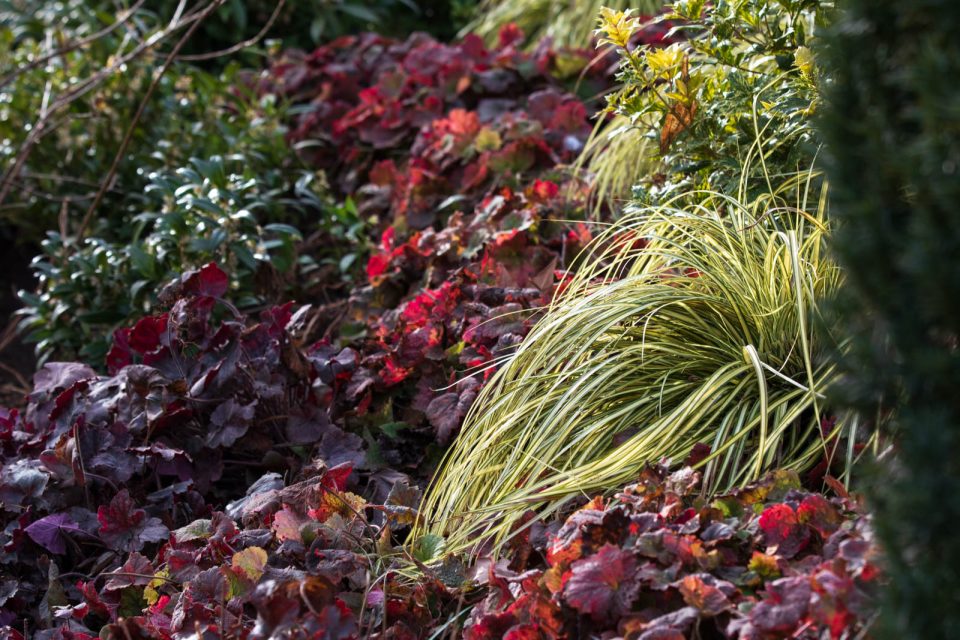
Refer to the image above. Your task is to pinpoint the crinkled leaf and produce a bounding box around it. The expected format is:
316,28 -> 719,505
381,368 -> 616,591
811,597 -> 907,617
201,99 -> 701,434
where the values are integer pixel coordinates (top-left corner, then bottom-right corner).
97,489 -> 169,552
272,506 -> 306,543
797,494 -> 842,538
206,398 -> 256,448
676,574 -> 732,617
232,546 -> 268,582
562,543 -> 640,621
104,552 -> 155,591
173,519 -> 212,544
182,262 -> 229,298
0,459 -> 49,510
758,503 -> 810,558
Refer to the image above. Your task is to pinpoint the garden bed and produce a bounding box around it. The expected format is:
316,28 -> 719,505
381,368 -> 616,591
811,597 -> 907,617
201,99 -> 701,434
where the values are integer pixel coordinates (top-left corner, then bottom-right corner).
0,4 -> 888,638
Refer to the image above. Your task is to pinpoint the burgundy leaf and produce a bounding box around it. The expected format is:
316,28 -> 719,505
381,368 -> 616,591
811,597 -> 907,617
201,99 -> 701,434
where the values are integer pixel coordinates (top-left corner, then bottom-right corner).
797,494 -> 843,539
182,262 -> 229,298
103,552 -> 154,591
129,314 -> 169,354
97,489 -> 169,552
106,327 -> 133,374
206,399 -> 257,448
749,576 -> 811,633
562,543 -> 640,621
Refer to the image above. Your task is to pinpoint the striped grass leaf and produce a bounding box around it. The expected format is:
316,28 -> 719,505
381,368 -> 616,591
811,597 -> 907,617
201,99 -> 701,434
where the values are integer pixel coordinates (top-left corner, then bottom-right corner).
415,176 -> 849,557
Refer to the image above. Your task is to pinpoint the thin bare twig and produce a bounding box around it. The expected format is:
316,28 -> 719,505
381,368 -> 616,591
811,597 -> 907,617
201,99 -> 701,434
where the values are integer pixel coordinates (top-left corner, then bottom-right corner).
76,0 -> 228,242
0,1 -> 215,210
0,0 -> 148,90
178,0 -> 287,62
0,317 -> 20,355
0,361 -> 30,393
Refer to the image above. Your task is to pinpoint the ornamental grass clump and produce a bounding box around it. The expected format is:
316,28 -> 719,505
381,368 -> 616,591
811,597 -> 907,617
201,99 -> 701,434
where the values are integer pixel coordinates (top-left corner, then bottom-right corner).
417,175 -> 846,555
577,114 -> 657,215
463,0 -> 668,49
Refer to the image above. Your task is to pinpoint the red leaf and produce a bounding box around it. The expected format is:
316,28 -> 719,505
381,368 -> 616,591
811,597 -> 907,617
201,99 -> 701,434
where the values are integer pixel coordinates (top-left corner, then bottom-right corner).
129,314 -> 169,354
676,574 -> 733,617
503,624 -> 540,640
322,463 -> 355,493
498,23 -> 525,48
183,262 -> 229,298
97,489 -> 169,552
562,544 -> 640,621
381,358 -> 412,386
465,612 -> 517,640
797,494 -> 842,538
106,327 -> 133,374
758,503 -> 810,558
529,179 -> 559,201
367,253 -> 391,282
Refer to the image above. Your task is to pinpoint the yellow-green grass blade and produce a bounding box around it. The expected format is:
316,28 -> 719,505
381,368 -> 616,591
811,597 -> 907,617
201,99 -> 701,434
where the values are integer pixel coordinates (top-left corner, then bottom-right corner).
463,0 -> 668,50
414,178 -> 843,558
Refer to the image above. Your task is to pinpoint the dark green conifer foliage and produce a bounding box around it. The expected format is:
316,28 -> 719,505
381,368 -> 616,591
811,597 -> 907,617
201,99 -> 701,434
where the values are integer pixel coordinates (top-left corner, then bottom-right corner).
821,2 -> 960,636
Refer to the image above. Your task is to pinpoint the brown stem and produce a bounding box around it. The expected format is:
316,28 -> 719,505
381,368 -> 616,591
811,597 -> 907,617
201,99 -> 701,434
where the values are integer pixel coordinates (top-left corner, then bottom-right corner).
0,0 -> 148,90
178,0 -> 287,62
0,2 -> 215,210
76,0 -> 228,242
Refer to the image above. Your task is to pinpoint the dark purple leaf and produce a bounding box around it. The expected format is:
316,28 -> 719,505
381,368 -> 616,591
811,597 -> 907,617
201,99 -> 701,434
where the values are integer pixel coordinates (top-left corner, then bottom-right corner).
24,513 -> 83,554
425,377 -> 479,444
206,399 -> 257,448
226,472 -> 283,522
75,422 -> 139,485
97,489 -> 169,552
317,429 -> 365,470
31,363 -> 96,397
285,407 -> 332,445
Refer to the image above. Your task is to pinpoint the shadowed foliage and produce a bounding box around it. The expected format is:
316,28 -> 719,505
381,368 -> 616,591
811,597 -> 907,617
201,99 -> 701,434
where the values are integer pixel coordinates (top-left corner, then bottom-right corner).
820,0 -> 960,636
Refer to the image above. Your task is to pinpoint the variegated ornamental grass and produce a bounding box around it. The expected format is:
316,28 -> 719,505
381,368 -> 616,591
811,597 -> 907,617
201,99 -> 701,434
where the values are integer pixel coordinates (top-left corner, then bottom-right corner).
418,173 -> 858,556
464,0 -> 669,49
